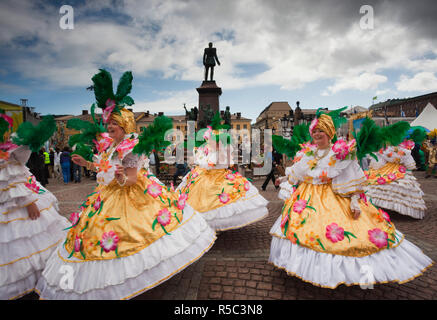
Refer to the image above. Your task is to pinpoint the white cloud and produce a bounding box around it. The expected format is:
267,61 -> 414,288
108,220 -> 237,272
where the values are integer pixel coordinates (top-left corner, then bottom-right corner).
396,72 -> 437,92
1,0 -> 437,99
322,72 -> 388,96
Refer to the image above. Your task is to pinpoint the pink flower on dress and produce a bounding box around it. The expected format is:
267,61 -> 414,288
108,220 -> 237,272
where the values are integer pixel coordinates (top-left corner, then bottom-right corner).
378,208 -> 391,223
377,177 -> 386,185
398,165 -> 406,173
280,214 -> 289,228
244,181 -> 250,191
226,173 -> 236,181
93,194 -> 102,211
325,223 -> 345,243
387,173 -> 397,181
100,231 -> 119,253
309,118 -> 318,134
156,208 -> 172,226
74,236 -> 82,252
191,171 -> 199,179
102,99 -> 116,123
177,193 -> 188,210
293,199 -> 307,214
332,139 -> 350,160
69,212 -> 80,225
147,182 -> 163,198
219,192 -> 230,204
93,132 -> 113,153
368,228 -> 388,248
25,176 -> 40,193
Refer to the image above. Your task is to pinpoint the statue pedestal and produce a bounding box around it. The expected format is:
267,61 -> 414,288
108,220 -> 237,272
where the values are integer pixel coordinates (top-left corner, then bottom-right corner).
197,81 -> 222,124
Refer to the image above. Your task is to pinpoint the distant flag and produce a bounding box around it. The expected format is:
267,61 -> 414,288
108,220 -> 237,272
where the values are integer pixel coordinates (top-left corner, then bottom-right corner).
372,96 -> 377,100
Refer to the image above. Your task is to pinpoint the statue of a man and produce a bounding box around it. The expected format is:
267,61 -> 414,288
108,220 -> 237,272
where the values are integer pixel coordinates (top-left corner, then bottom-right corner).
203,42 -> 220,81
224,106 -> 231,126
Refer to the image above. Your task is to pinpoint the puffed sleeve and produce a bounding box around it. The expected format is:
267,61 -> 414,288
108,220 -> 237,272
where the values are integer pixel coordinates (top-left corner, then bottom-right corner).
122,152 -> 140,169
331,160 -> 366,197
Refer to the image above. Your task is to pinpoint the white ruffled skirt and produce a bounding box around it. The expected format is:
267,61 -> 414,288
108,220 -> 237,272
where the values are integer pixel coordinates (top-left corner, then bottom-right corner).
364,172 -> 427,219
35,204 -> 216,300
1,181 -> 69,300
269,215 -> 433,288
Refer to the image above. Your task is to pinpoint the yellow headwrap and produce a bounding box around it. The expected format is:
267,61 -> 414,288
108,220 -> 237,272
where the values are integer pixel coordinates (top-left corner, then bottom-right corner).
312,114 -> 336,140
110,108 -> 136,134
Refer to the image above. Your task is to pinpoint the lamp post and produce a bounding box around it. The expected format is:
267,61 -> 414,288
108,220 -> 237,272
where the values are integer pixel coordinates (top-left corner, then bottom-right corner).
280,114 -> 292,140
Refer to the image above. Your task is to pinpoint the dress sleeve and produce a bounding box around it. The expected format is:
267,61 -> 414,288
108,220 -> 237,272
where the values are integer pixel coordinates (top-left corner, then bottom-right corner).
331,160 -> 366,197
122,152 -> 140,169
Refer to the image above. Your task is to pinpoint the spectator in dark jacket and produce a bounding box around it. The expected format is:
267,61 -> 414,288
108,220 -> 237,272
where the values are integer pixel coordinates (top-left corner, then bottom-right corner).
60,147 -> 71,184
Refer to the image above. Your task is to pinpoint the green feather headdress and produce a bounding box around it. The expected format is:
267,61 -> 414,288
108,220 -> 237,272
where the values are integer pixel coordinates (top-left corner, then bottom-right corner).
354,117 -> 410,161
408,126 -> 428,145
272,123 -> 311,159
133,115 -> 174,156
91,69 -> 135,118
12,115 -> 57,152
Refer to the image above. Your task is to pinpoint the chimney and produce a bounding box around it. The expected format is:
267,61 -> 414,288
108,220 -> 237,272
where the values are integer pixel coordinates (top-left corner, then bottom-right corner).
145,110 -> 150,117
237,112 -> 241,119
82,110 -> 89,115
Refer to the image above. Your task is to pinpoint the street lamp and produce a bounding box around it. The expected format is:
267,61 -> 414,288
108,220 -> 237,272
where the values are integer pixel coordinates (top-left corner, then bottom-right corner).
280,114 -> 292,139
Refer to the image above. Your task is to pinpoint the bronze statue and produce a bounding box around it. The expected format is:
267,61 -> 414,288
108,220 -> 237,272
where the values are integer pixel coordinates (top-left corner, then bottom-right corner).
223,106 -> 231,126
203,42 -> 220,81
184,105 -> 198,121
198,105 -> 215,128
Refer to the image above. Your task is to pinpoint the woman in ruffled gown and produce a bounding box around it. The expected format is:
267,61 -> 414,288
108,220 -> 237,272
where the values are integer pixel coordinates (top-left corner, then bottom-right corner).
36,70 -> 216,300
270,112 -> 433,288
1,113 -> 69,299
177,125 -> 268,231
364,140 -> 426,219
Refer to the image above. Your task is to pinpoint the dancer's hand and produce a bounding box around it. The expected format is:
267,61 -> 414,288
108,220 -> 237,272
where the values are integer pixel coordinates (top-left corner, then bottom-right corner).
27,203 -> 40,220
352,209 -> 361,220
72,154 -> 87,167
115,164 -> 126,184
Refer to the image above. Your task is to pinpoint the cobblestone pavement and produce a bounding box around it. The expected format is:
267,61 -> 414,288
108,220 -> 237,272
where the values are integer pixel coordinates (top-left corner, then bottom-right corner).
21,171 -> 437,300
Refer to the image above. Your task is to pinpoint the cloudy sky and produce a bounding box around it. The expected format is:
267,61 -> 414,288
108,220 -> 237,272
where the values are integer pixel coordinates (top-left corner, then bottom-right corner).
1,0 -> 437,122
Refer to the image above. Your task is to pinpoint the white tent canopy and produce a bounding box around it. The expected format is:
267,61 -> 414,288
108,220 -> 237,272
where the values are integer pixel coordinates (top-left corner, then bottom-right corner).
410,103 -> 437,131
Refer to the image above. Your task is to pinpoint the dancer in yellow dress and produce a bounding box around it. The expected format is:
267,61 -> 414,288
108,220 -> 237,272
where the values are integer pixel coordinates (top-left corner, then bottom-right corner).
36,69 -> 216,299
270,109 -> 433,288
1,112 -> 69,299
177,113 -> 268,231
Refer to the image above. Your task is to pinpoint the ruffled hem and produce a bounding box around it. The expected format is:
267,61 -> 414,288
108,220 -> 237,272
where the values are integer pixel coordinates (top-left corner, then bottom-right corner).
365,196 -> 425,219
278,181 -> 294,201
269,229 -> 433,289
197,185 -> 269,231
36,206 -> 217,299
0,272 -> 40,300
0,217 -> 67,285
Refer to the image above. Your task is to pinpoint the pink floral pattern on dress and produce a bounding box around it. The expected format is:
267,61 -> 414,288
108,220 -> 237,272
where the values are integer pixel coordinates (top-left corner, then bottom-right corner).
400,140 -> 414,150
368,228 -> 388,248
398,165 -> 406,173
147,182 -> 163,198
325,223 -> 345,243
377,177 -> 386,185
25,176 -> 40,193
244,181 -> 250,191
0,113 -> 13,128
378,208 -> 391,223
219,192 -> 230,204
69,212 -> 80,226
93,194 -> 102,211
293,199 -> 307,214
225,173 -> 236,181
280,214 -> 289,228
177,193 -> 188,210
74,236 -> 82,252
387,173 -> 397,181
156,208 -> 172,226
100,231 -> 119,252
